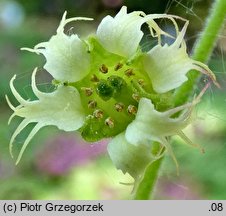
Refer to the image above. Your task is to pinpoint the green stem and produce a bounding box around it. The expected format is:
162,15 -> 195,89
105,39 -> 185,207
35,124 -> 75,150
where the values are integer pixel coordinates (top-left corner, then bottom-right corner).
134,157 -> 163,200
173,0 -> 226,106
133,0 -> 226,200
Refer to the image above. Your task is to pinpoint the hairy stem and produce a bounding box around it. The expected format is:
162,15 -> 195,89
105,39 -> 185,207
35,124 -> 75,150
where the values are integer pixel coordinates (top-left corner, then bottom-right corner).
173,0 -> 226,106
134,157 -> 163,200
133,0 -> 226,200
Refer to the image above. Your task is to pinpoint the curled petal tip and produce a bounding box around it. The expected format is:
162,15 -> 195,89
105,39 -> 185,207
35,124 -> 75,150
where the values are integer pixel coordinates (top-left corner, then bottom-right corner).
21,47 -> 42,55
20,47 -> 32,51
63,11 -> 67,17
11,74 -> 16,81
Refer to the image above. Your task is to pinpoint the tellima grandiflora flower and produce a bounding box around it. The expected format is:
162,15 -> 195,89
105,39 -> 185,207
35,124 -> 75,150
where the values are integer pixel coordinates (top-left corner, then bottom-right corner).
7,7 -> 217,182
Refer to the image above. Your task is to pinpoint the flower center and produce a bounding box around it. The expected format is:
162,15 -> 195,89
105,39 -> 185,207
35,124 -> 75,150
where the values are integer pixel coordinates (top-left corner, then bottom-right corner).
75,66 -> 139,141
70,37 -> 171,141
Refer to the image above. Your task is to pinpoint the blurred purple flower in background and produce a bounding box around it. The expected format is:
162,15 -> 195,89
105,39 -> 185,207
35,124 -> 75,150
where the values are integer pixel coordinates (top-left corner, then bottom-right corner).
157,179 -> 201,199
0,156 -> 15,179
35,134 -> 108,176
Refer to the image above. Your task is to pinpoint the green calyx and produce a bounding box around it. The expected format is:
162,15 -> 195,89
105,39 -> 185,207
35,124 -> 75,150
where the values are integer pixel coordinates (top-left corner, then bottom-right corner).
67,37 -> 172,141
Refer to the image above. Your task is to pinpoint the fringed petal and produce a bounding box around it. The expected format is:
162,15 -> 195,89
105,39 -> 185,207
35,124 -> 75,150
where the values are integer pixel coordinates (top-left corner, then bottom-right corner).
8,69 -> 85,162
107,132 -> 152,180
21,12 -> 93,83
124,97 -> 197,170
143,19 -> 218,93
15,123 -> 43,165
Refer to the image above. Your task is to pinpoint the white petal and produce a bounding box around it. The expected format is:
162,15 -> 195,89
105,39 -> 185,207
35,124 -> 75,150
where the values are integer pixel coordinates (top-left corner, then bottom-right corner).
9,119 -> 30,158
12,73 -> 85,131
143,20 -> 215,93
8,70 -> 85,162
143,22 -> 190,94
22,12 -> 93,83
107,132 -> 152,179
96,8 -> 188,58
96,6 -> 145,58
143,43 -> 192,93
15,123 -> 43,165
144,14 -> 187,44
125,98 -> 191,146
39,33 -> 90,82
9,75 -> 27,105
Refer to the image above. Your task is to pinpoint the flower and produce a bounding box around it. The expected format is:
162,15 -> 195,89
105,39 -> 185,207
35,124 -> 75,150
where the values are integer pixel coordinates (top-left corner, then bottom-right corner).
7,6 -> 216,176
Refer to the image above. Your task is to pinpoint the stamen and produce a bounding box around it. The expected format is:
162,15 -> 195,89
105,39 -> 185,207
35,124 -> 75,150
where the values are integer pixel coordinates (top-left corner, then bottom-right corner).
105,117 -> 114,128
138,79 -> 145,86
132,93 -> 140,102
93,109 -> 104,119
99,64 -> 108,74
114,63 -> 123,71
81,87 -> 93,96
127,105 -> 137,115
124,69 -> 135,77
115,102 -> 124,112
88,100 -> 97,109
90,74 -> 99,82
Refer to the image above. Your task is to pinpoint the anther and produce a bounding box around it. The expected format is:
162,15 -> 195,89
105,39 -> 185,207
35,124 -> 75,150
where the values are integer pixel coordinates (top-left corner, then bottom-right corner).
90,74 -> 99,82
138,79 -> 145,86
125,69 -> 135,77
127,105 -> 137,115
81,87 -> 93,96
87,114 -> 94,119
93,109 -> 104,119
132,93 -> 140,102
115,102 -> 124,112
114,63 -> 123,71
105,117 -> 114,128
88,100 -> 97,109
99,64 -> 108,74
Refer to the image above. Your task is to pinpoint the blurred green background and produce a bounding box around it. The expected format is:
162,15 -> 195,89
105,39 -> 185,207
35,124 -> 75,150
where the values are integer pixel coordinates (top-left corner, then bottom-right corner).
0,0 -> 226,199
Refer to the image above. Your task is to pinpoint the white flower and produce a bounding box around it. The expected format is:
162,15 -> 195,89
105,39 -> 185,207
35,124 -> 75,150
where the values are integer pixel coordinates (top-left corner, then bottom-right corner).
7,7 -> 217,169
6,68 -> 85,164
21,12 -> 93,83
